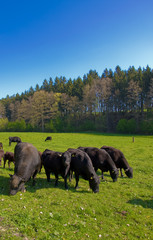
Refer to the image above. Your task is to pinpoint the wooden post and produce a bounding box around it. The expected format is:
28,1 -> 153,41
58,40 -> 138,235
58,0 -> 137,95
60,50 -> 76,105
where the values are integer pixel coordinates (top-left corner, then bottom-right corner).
132,137 -> 135,142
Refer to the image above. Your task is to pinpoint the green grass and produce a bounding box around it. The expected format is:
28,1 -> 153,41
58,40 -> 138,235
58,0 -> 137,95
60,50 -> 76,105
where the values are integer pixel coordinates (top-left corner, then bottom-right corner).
0,132 -> 153,239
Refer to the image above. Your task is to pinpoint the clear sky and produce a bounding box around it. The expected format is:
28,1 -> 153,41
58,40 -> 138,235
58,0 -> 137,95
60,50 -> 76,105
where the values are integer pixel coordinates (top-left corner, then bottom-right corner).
0,0 -> 153,99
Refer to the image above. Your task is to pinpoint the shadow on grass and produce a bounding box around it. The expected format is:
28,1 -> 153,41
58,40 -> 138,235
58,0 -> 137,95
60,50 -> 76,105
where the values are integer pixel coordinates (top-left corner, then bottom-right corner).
127,198 -> 153,210
0,175 -> 10,196
27,177 -> 92,194
0,168 -> 99,195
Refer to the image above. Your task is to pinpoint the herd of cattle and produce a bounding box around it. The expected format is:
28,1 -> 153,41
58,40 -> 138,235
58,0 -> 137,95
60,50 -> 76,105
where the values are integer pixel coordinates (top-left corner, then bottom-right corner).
0,136 -> 133,196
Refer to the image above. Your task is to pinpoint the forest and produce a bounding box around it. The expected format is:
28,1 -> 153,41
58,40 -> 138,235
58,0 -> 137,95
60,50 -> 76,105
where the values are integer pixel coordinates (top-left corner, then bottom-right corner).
0,65 -> 153,134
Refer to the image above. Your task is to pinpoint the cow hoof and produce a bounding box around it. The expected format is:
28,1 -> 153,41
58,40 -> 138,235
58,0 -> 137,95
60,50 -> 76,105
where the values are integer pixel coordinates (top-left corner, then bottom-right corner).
21,189 -> 26,193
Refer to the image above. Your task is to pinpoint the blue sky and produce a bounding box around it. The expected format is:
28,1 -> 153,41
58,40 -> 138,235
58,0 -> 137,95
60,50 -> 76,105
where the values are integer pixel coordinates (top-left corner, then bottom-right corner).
0,0 -> 153,99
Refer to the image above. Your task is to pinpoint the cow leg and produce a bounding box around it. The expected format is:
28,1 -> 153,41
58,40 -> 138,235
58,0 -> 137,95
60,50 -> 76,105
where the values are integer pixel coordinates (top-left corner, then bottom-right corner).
8,161 -> 10,169
3,159 -> 6,168
32,170 -> 38,186
120,168 -> 124,177
39,163 -> 42,173
19,182 -> 26,192
45,169 -> 51,182
101,171 -> 104,180
69,170 -> 73,182
64,176 -> 68,190
75,173 -> 79,189
54,173 -> 58,187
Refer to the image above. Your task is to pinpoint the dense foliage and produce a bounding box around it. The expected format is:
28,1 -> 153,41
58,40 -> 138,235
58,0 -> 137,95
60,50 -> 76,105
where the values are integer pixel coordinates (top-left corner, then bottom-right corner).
0,65 -> 153,133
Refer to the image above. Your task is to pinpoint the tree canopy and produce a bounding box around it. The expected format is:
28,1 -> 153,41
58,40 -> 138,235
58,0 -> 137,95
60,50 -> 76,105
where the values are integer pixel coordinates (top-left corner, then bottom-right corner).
0,65 -> 153,133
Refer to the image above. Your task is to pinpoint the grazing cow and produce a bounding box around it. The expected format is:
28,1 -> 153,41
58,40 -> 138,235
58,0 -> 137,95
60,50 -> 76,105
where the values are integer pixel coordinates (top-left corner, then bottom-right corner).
3,152 -> 15,168
0,142 -> 3,149
9,136 -> 21,146
41,149 -> 71,189
45,136 -> 52,141
0,149 -> 4,166
67,148 -> 100,193
101,146 -> 133,178
78,147 -> 119,182
9,142 -> 41,195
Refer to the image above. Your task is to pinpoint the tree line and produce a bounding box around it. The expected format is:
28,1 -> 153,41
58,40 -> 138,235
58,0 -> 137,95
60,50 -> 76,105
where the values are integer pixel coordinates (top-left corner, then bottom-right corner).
0,65 -> 153,134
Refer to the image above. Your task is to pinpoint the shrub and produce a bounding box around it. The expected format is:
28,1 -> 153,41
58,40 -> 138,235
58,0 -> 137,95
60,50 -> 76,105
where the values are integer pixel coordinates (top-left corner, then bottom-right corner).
45,120 -> 56,132
116,118 -> 136,134
0,118 -> 8,131
116,119 -> 128,133
140,120 -> 153,134
127,119 -> 136,134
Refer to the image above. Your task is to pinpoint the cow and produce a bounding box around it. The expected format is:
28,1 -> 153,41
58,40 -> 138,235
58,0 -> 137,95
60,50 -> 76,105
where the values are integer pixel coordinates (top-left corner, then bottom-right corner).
78,147 -> 119,182
41,149 -> 71,189
9,142 -> 41,195
67,148 -> 100,193
45,136 -> 52,141
9,136 -> 22,146
101,146 -> 133,178
3,152 -> 15,168
0,149 -> 4,166
0,142 -> 3,149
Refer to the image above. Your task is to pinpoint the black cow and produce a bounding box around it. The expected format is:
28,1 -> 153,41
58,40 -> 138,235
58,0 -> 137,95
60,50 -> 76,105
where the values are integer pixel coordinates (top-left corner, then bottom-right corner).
67,148 -> 100,193
3,152 -> 15,168
9,142 -> 41,195
9,136 -> 22,146
45,136 -> 52,141
0,149 -> 4,166
0,142 -> 3,149
101,146 -> 133,178
41,149 -> 71,189
78,147 -> 119,182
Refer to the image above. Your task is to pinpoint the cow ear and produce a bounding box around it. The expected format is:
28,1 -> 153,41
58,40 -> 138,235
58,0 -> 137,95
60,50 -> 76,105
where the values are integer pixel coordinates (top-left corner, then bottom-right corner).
9,174 -> 13,178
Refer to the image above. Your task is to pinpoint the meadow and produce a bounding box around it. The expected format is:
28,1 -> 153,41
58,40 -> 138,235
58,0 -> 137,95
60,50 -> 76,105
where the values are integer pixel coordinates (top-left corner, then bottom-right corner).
0,132 -> 153,240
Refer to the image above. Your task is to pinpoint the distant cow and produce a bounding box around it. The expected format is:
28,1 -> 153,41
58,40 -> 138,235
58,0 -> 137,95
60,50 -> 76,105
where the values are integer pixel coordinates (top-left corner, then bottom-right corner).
45,136 -> 52,141
101,146 -> 133,178
41,149 -> 71,189
3,152 -> 15,168
0,142 -> 3,149
67,148 -> 100,193
0,149 -> 4,166
9,142 -> 41,195
9,136 -> 21,146
78,147 -> 119,182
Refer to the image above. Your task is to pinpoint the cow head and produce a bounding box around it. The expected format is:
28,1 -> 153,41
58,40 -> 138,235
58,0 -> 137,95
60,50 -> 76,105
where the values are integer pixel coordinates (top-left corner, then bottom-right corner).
124,167 -> 133,178
61,151 -> 72,177
110,168 -> 119,182
9,174 -> 23,195
89,174 -> 100,193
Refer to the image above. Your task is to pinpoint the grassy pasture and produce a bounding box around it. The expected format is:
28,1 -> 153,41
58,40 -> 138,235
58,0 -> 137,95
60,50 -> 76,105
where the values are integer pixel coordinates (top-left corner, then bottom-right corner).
0,132 -> 153,240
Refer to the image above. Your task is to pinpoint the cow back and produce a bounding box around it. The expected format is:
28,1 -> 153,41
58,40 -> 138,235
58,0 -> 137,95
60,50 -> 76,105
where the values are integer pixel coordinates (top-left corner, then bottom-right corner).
14,142 -> 41,180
